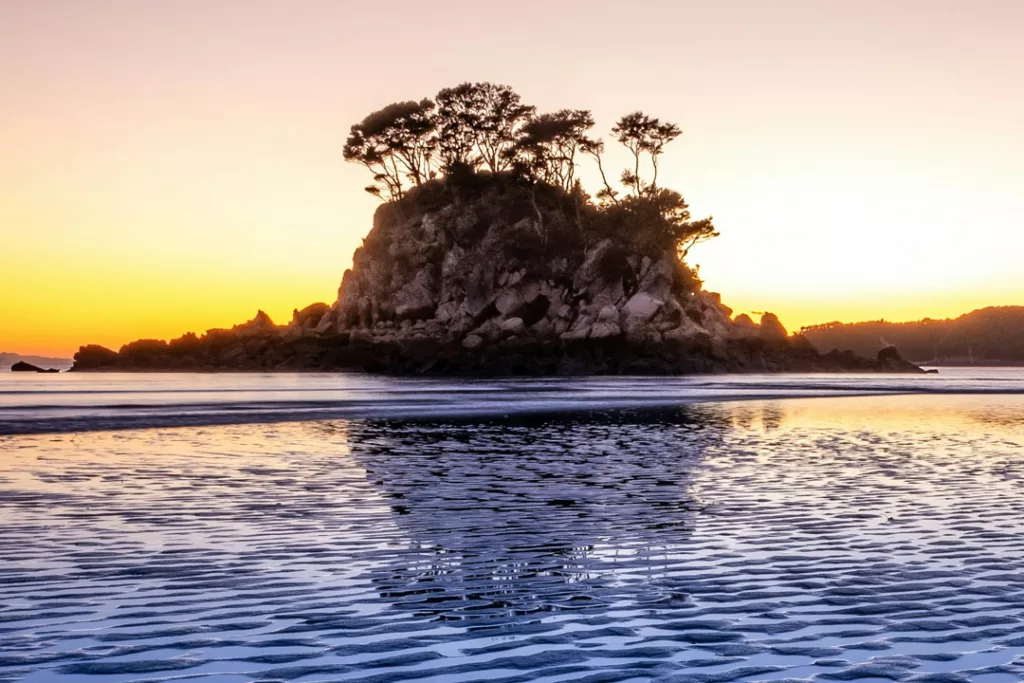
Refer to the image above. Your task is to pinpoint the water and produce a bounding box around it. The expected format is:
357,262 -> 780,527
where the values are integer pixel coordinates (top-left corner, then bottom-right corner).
2,370 -> 1024,682
2,367 -> 1024,435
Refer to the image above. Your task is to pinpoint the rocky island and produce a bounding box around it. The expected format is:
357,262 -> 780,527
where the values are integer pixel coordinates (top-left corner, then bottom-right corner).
72,82 -> 921,375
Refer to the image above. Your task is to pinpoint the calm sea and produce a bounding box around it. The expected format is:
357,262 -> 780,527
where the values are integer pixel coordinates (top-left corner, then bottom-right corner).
2,369 -> 1023,682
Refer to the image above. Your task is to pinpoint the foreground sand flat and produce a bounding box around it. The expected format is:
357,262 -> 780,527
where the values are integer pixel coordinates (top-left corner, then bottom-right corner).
2,392 -> 1024,682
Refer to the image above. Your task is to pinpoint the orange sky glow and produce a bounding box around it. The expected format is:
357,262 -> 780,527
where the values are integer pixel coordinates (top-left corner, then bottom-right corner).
2,0 -> 1023,357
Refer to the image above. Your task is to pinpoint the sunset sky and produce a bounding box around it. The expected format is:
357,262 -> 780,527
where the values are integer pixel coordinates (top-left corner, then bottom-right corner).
2,0 -> 1023,357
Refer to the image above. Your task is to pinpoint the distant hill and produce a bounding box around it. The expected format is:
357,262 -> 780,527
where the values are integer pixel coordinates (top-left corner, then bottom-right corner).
0,353 -> 73,371
801,306 -> 1024,365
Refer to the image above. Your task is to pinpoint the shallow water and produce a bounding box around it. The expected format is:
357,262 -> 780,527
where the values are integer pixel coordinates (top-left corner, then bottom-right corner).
2,375 -> 1024,682
2,367 -> 1024,435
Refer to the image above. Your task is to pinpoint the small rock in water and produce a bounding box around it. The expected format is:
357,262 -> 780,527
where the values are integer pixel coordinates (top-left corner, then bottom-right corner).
10,361 -> 58,373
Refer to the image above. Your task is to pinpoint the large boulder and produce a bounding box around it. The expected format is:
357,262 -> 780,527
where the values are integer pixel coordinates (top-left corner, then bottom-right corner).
636,252 -> 675,300
626,322 -> 662,345
500,317 -> 527,336
622,293 -> 663,322
573,239 -> 617,294
314,310 -> 337,334
663,316 -> 711,346
434,301 -> 459,324
561,314 -> 593,340
232,310 -> 278,337
495,290 -> 525,317
395,270 -> 437,320
877,345 -> 903,363
589,278 -> 625,310
590,322 -> 621,339
597,305 -> 619,324
464,261 -> 497,318
287,303 -> 331,338
759,313 -> 788,343
731,313 -> 760,341
700,306 -> 732,339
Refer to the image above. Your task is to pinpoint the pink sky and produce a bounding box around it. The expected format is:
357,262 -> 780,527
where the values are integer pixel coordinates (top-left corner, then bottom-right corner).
2,0 -> 1023,355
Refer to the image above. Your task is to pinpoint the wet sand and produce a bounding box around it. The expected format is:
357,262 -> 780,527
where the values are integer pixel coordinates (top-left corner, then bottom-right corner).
2,394 -> 1024,682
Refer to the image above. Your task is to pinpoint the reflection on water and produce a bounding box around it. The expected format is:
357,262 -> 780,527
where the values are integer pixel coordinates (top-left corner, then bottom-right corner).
1,395 -> 1023,682
340,411 -> 724,624
731,393 -> 1024,437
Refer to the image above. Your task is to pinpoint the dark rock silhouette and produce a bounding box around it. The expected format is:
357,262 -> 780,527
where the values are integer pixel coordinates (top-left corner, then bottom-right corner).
877,345 -> 903,364
11,361 -> 59,373
1,353 -> 72,371
72,345 -> 120,370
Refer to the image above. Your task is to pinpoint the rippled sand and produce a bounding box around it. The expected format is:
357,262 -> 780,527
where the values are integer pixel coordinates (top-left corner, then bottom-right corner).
2,395 -> 1024,682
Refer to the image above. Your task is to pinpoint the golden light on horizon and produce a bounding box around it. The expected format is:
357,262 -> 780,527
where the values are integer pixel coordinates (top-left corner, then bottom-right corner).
2,0 -> 1023,357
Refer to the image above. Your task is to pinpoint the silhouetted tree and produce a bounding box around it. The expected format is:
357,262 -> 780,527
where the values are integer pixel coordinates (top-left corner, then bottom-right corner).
434,83 -> 483,171
474,83 -> 535,173
580,136 -> 619,204
343,83 -> 719,260
434,82 -> 535,174
511,109 -> 594,191
600,187 -> 717,258
612,112 -> 681,196
343,99 -> 437,200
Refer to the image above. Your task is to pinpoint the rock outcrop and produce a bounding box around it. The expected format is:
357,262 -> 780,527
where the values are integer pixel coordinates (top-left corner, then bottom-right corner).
1,353 -> 71,371
71,176 -> 923,375
10,361 -> 60,373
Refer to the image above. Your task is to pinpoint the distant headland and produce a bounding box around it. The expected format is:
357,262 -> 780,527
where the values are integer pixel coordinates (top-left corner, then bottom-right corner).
803,307 -> 1024,366
70,82 -> 922,375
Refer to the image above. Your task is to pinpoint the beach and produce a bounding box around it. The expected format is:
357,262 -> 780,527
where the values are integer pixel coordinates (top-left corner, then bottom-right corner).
2,372 -> 1024,682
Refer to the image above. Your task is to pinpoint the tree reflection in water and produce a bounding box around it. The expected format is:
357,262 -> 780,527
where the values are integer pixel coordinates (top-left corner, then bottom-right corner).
341,407 -> 730,625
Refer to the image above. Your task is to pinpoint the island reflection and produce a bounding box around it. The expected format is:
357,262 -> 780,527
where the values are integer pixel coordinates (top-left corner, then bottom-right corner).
338,408 -> 730,624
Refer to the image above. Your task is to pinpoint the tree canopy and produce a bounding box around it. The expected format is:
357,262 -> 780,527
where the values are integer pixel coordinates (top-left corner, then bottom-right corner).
343,82 -> 717,260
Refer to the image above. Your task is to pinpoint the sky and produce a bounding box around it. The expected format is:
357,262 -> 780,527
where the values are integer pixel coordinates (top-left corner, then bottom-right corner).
2,0 -> 1023,357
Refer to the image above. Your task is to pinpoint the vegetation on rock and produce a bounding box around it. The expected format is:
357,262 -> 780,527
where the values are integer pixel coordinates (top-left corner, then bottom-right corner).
69,82 -> 922,375
343,82 -> 719,264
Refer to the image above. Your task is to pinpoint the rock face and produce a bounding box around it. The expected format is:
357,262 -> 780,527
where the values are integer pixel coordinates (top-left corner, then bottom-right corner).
71,176 -> 923,375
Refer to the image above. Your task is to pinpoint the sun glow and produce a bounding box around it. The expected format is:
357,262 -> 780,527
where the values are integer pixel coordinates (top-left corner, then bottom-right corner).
2,1 -> 1023,357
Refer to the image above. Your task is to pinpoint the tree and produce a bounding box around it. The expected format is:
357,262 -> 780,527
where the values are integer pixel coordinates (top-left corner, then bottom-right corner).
342,84 -> 719,260
599,187 -> 717,258
343,99 -> 438,201
675,215 -> 718,259
612,112 -> 681,196
433,83 -> 536,174
580,136 -> 619,204
471,83 -> 535,173
434,83 -> 484,171
512,109 -> 594,191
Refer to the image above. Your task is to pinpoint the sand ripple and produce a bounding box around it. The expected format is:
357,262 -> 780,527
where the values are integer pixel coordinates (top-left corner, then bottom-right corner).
1,395 -> 1023,682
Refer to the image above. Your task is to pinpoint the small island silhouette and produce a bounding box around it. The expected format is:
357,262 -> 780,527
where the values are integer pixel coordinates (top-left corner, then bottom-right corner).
71,82 -> 921,375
